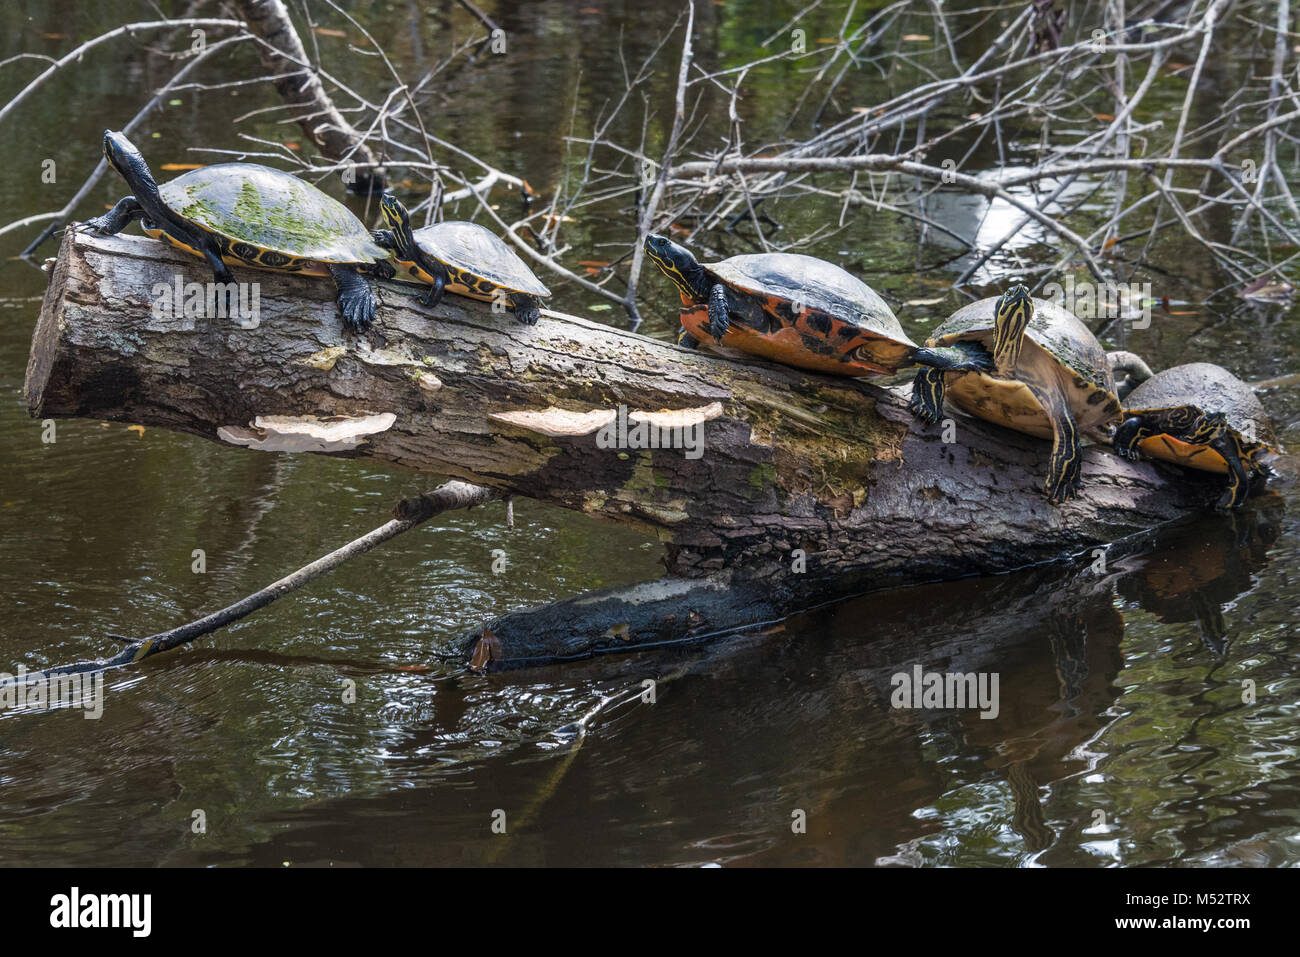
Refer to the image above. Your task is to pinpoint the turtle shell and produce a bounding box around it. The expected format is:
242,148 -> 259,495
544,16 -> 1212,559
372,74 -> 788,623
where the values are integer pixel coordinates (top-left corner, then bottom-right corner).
677,301 -> 913,376
930,296 -> 1112,390
707,252 -> 910,343
159,164 -> 386,263
926,295 -> 1120,434
1125,362 -> 1280,451
414,221 -> 550,298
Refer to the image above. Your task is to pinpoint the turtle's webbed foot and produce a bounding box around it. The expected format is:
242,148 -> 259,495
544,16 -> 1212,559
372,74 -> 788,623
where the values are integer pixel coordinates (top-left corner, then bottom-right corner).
907,392 -> 942,425
1045,458 -> 1084,505
1045,478 -> 1079,505
330,265 -> 377,333
908,369 -> 946,425
371,229 -> 396,250
1115,446 -> 1142,462
512,296 -> 541,325
707,314 -> 730,342
339,288 -> 376,332
1216,482 -> 1249,511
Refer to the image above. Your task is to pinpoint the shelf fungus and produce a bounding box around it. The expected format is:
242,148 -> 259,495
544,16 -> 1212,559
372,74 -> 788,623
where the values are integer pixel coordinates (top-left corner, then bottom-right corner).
489,402 -> 723,436
217,412 -> 397,453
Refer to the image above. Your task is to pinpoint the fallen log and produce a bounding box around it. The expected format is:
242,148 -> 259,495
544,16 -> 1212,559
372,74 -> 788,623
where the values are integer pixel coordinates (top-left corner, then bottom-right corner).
27,229 -> 1216,599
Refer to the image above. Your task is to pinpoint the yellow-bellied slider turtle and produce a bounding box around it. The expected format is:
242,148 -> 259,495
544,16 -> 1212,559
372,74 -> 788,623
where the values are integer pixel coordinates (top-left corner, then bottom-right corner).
1113,362 -> 1281,509
909,284 -> 1123,504
373,192 -> 551,324
644,234 -> 990,377
81,131 -> 391,331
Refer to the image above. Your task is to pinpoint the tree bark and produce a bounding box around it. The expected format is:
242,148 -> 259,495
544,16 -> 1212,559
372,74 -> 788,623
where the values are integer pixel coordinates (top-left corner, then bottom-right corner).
27,230 -> 1217,595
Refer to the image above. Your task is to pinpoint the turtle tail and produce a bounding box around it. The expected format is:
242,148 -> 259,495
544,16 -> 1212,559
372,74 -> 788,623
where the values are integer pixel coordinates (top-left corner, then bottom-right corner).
910,342 -> 992,374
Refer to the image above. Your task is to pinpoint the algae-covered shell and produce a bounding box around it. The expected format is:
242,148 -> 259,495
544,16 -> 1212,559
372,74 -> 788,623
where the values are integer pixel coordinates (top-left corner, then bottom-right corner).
159,164 -> 386,263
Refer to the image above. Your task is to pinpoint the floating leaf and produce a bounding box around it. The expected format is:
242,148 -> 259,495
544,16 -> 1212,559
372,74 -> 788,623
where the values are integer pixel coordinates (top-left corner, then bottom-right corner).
468,628 -> 502,672
314,27 -> 347,38
906,296 -> 947,306
588,303 -> 613,311
126,425 -> 145,438
902,34 -> 931,41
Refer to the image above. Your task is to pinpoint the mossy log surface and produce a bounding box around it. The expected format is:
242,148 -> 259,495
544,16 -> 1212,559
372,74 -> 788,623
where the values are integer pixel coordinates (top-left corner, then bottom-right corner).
28,231 -> 1215,598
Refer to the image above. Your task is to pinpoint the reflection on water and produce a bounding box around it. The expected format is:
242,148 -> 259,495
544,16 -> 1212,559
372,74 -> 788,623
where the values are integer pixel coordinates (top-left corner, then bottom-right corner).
0,0 -> 1299,866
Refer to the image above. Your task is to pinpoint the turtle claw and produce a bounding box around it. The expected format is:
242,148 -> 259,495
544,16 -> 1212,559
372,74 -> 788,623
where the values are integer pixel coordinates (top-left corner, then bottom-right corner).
330,265 -> 377,333
908,394 -> 943,426
1046,481 -> 1079,505
340,292 -> 375,333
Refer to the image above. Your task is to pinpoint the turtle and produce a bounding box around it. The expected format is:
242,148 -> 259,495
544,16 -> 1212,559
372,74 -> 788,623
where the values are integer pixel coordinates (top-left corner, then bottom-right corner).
1111,362 -> 1281,509
80,130 -> 391,331
644,234 -> 990,377
908,284 -> 1123,505
372,192 -> 551,324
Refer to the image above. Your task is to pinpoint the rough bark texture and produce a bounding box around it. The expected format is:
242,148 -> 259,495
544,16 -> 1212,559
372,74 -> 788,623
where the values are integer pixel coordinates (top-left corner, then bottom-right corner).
27,231 -> 1217,592
232,0 -> 385,194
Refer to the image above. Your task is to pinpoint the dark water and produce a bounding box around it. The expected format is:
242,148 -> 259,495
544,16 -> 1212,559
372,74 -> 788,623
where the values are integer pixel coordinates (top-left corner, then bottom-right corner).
1,0 -> 1299,866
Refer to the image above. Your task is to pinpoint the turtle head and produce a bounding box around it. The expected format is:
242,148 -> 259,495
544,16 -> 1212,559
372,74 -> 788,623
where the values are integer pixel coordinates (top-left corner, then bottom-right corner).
101,130 -> 158,197
379,191 -> 418,260
645,233 -> 707,301
992,282 -> 1033,376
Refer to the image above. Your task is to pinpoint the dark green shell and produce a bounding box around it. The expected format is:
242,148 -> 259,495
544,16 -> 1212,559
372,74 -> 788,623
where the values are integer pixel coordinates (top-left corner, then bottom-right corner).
413,221 -> 550,297
928,295 -> 1116,396
158,164 -> 386,263
1125,363 -> 1280,450
707,253 -> 913,344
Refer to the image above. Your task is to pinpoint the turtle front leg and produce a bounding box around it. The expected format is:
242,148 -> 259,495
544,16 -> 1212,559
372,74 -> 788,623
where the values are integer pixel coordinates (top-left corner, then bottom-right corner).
1028,383 -> 1082,504
509,293 -> 541,325
1199,418 -> 1251,510
81,196 -> 144,235
706,283 -> 731,341
1112,415 -> 1151,461
188,229 -> 235,285
908,368 -> 948,425
420,265 -> 447,308
911,342 -> 992,374
1045,403 -> 1083,504
328,263 -> 378,332
371,229 -> 396,250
